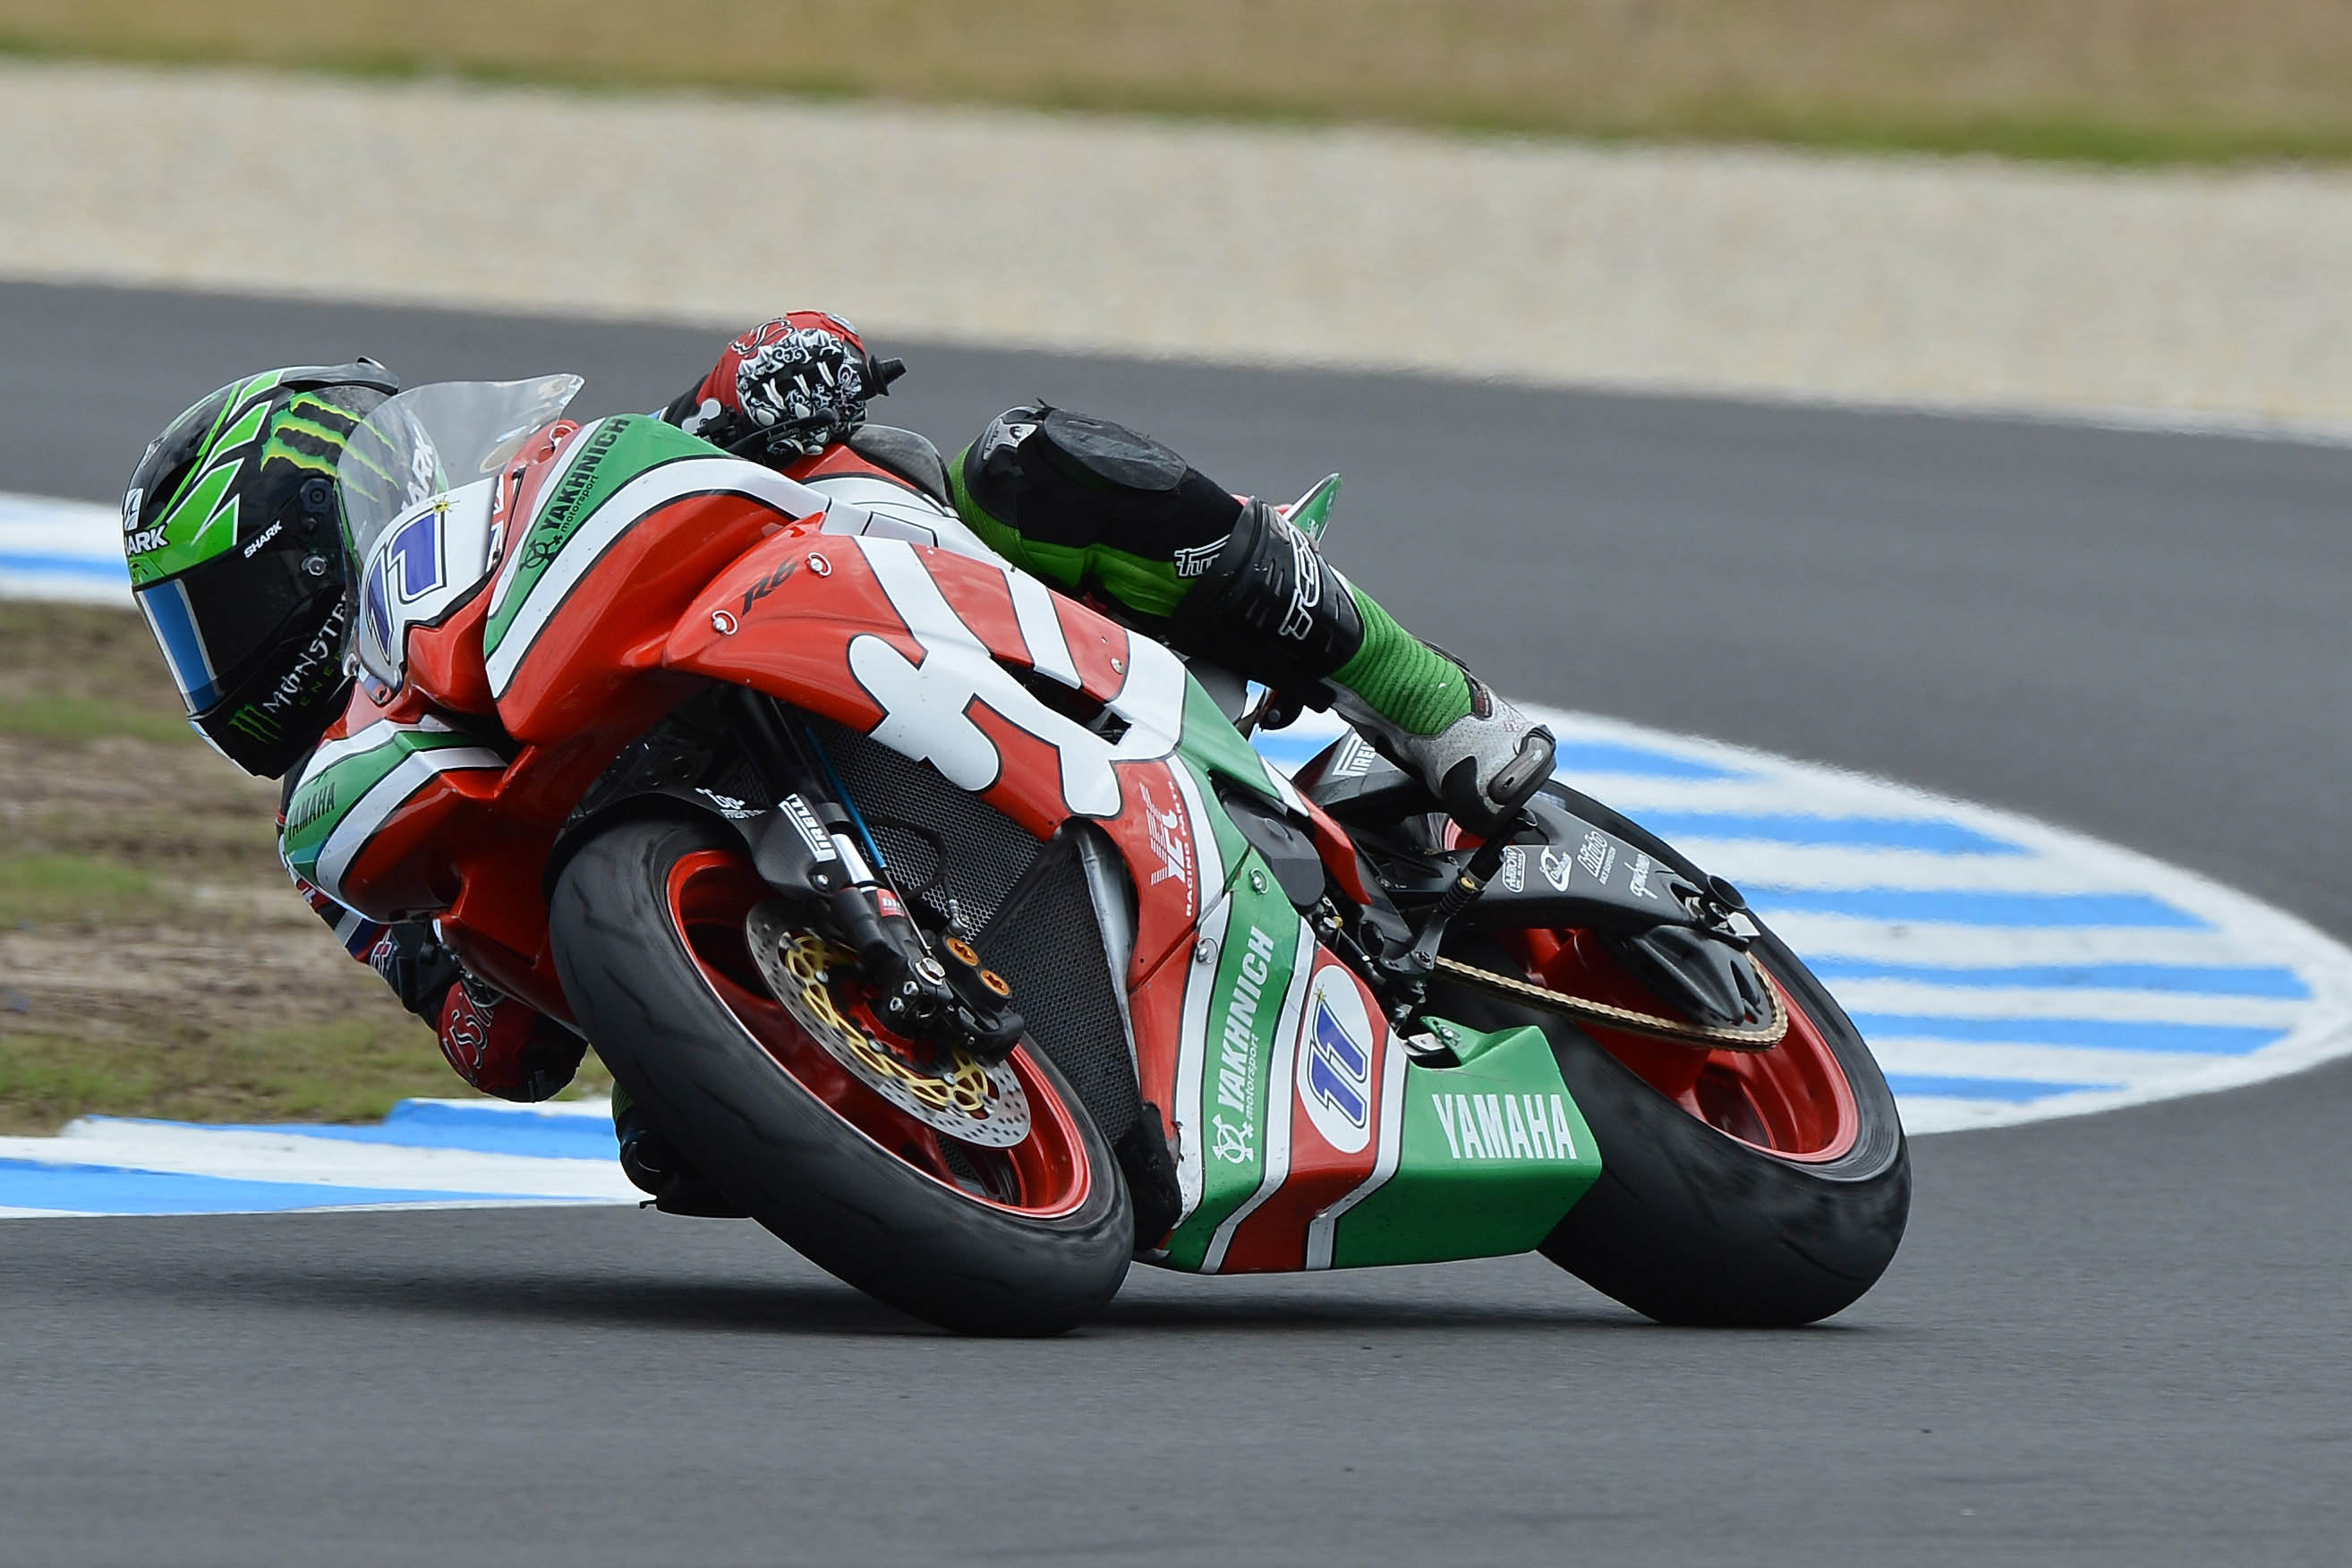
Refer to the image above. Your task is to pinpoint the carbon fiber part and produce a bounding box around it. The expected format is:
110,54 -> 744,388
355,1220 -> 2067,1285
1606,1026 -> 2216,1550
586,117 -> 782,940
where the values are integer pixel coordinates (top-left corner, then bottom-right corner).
805,717 -> 1045,933
974,833 -> 1144,1147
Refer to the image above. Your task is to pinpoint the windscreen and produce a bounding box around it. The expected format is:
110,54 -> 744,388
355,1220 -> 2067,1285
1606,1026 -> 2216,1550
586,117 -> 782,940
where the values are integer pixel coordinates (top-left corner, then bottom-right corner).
337,376 -> 583,563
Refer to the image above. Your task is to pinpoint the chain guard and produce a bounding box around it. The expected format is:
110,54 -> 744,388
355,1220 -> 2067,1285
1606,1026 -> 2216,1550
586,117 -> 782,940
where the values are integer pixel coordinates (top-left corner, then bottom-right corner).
744,901 -> 1034,1147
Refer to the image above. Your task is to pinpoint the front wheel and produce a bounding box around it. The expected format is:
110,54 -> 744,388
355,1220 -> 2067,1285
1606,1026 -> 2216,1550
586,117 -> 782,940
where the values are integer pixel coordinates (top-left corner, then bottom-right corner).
1436,925 -> 1909,1326
551,815 -> 1133,1335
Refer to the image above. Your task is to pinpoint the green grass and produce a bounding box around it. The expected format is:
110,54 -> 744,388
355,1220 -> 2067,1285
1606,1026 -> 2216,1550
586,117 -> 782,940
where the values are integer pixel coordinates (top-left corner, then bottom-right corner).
0,1016 -> 458,1133
0,602 -> 627,1137
12,0 -> 2352,166
0,695 -> 193,746
0,852 -> 161,925
0,1017 -> 618,1134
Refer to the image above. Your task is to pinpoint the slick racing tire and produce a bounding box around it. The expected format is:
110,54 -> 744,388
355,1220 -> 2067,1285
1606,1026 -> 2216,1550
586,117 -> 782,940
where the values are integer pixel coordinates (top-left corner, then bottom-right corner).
552,814 -> 1133,1336
1435,922 -> 1910,1327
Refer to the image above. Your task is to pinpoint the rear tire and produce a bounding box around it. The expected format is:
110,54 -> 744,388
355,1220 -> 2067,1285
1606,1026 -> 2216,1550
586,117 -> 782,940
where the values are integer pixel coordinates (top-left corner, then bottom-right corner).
1435,927 -> 1909,1326
551,814 -> 1133,1335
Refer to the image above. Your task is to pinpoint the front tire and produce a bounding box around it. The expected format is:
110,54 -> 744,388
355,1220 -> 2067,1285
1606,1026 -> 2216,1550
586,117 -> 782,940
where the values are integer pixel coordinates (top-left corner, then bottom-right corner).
551,815 -> 1133,1335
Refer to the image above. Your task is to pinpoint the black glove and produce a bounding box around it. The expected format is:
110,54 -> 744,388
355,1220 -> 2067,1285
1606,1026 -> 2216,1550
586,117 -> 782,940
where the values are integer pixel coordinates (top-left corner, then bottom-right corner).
365,923 -> 463,1019
663,313 -> 901,463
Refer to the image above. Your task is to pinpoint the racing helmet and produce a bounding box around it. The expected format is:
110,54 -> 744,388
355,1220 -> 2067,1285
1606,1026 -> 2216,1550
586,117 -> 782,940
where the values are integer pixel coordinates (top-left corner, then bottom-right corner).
122,362 -> 403,776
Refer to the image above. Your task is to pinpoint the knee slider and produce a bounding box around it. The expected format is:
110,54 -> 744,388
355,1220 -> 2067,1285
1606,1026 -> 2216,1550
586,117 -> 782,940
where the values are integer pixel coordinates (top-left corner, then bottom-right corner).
961,404 -> 1240,551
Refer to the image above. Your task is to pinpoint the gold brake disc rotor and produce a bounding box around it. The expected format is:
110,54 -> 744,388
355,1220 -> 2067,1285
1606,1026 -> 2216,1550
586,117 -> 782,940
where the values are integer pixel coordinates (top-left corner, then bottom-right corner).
743,901 -> 1033,1148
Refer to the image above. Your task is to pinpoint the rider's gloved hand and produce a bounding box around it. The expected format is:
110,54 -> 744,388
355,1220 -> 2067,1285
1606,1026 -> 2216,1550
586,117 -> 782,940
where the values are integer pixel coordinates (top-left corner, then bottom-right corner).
435,976 -> 586,1104
665,312 -> 882,461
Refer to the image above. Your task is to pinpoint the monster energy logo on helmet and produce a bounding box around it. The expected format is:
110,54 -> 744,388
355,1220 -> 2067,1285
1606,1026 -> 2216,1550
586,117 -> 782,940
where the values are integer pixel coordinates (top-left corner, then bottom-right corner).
123,370 -> 286,587
124,363 -> 397,590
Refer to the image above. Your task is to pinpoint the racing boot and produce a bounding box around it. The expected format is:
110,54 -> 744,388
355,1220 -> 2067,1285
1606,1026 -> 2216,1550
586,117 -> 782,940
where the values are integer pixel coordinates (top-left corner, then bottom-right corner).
1172,499 -> 1555,834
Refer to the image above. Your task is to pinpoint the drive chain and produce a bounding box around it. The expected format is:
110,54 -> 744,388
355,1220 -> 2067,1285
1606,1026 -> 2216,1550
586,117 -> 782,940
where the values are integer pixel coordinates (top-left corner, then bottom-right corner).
1431,952 -> 1789,1052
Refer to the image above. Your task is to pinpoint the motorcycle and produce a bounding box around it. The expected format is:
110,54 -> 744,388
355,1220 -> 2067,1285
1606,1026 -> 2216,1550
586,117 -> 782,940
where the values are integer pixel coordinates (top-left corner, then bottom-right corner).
285,377 -> 1910,1334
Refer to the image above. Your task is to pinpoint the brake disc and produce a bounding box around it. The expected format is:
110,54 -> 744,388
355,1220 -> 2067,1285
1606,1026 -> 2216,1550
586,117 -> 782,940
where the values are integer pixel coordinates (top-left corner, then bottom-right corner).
744,901 -> 1033,1147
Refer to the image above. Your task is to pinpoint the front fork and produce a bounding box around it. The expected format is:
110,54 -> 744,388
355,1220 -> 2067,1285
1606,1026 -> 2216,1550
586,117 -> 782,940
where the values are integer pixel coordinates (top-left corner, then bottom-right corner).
730,690 -> 1024,1063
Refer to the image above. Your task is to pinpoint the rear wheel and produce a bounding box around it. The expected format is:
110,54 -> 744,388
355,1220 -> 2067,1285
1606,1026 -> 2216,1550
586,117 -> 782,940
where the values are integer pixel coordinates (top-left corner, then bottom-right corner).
1436,923 -> 1909,1325
551,815 -> 1132,1335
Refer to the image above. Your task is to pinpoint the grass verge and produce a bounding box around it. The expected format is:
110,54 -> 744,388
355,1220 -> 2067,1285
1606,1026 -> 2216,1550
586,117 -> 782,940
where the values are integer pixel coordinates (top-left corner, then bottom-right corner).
0,601 -> 612,1134
0,1018 -> 454,1135
9,0 -> 2352,164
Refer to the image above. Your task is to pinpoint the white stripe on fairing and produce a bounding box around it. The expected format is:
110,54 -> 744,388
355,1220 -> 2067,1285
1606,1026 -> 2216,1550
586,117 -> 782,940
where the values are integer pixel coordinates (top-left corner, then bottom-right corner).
1303,1024 -> 1410,1271
313,741 -> 504,903
486,451 -> 830,695
1165,758 -> 1228,1228
303,715 -> 457,778
484,414 -> 605,618
1201,919 -> 1318,1274
1009,568 -> 1080,687
801,473 -> 996,563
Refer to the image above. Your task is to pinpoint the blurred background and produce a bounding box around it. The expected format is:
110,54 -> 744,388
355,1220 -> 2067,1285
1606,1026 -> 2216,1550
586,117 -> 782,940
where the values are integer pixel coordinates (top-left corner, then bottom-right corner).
11,0 -> 2352,161
4,1 -> 2347,1135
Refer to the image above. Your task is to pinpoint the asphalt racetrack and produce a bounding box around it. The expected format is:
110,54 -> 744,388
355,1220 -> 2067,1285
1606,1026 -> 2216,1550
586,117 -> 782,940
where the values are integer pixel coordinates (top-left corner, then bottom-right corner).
5,281 -> 2351,1565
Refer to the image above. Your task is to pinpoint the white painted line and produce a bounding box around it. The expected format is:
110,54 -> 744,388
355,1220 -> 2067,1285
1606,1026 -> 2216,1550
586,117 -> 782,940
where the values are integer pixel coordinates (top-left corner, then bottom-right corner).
1742,915 -> 2268,969
1818,981 -> 2305,1029
0,490 -> 126,603
1266,708 -> 2352,1137
1863,1039 -> 2235,1087
6,1122 -> 640,1199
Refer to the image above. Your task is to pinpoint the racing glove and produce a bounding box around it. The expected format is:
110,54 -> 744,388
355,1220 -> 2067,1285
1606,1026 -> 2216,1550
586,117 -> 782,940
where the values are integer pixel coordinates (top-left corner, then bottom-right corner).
662,311 -> 900,462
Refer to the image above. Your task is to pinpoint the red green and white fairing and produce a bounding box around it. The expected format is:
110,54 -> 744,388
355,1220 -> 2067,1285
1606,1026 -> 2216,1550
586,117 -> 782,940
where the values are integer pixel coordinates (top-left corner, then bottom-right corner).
285,399 -> 1606,1274
1142,690 -> 1601,1273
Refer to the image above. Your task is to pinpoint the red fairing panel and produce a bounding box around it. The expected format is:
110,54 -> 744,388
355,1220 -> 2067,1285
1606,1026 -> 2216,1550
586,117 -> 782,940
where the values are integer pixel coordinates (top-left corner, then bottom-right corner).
664,531 -> 1192,838
1214,956 -> 1403,1274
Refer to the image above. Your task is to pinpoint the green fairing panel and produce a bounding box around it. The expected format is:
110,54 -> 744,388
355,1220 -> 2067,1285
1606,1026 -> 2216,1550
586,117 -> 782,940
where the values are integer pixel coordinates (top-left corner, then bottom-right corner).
1285,473 -> 1342,541
127,382 -> 279,587
1329,1020 -> 1600,1268
1158,857 -> 1307,1272
1155,751 -> 1297,1270
481,414 -> 723,661
1172,676 -> 1289,806
279,724 -> 490,883
1149,737 -> 1600,1271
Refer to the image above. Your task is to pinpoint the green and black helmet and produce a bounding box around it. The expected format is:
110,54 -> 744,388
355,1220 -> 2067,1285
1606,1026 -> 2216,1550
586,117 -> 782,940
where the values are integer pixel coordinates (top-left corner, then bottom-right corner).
123,362 -> 402,776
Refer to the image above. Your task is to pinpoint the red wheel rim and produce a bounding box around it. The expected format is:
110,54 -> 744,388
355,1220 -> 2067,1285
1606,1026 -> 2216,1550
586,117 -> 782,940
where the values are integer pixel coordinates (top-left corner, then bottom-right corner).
663,849 -> 1095,1217
1513,928 -> 1862,1163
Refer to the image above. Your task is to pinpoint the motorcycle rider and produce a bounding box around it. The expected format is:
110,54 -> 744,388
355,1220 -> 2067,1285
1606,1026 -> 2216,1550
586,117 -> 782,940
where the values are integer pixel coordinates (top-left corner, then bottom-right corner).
119,314 -> 1555,1196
